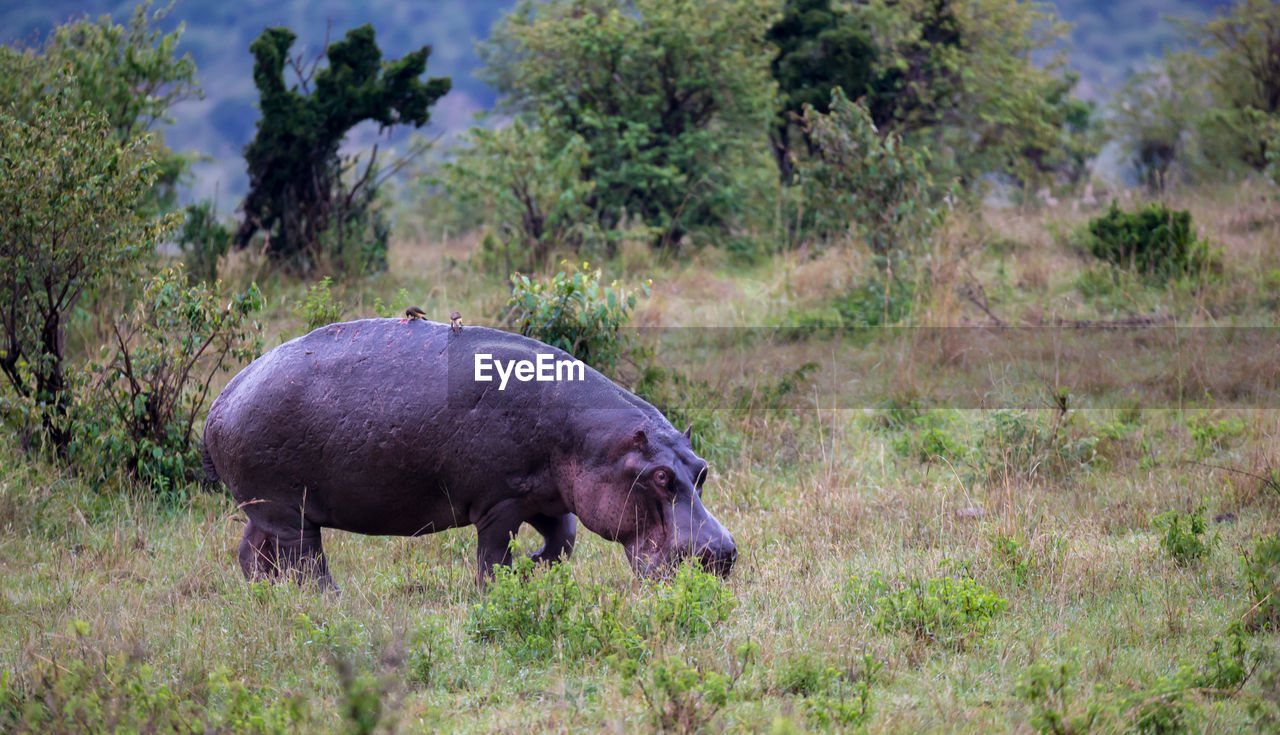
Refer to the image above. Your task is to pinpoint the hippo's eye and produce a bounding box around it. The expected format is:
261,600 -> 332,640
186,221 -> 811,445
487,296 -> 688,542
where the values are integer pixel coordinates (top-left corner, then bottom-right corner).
653,469 -> 670,488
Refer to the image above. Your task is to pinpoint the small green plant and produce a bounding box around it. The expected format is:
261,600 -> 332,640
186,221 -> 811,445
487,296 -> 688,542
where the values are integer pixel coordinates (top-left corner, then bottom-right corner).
992,533 -> 1036,587
777,653 -> 880,730
1241,533 -> 1280,632
1014,662 -> 1101,735
1186,414 -> 1245,457
293,277 -> 345,332
1086,201 -> 1217,281
1151,507 -> 1213,567
505,262 -> 649,376
467,556 -> 601,661
405,618 -> 450,688
867,575 -> 1008,647
980,410 -> 1098,485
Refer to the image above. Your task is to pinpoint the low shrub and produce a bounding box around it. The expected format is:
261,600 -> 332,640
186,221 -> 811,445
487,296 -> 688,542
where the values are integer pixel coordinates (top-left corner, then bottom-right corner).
1086,201 -> 1217,280
1151,507 -> 1213,567
0,624 -> 302,734
851,573 -> 1007,647
468,557 -> 735,662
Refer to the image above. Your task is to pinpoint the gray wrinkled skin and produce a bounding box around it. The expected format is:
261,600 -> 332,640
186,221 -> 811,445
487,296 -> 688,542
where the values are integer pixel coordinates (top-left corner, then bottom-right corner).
202,318 -> 736,589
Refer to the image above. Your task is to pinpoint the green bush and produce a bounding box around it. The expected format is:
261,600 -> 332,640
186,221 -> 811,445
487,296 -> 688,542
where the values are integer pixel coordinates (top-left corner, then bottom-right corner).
468,556 -> 735,663
980,410 -> 1098,486
405,618 -> 450,688
73,267 -> 263,495
1086,201 -> 1217,280
1152,508 -> 1214,567
642,560 -> 736,637
505,263 -> 649,376
776,653 -> 879,731
866,575 -> 1007,647
467,556 -> 604,661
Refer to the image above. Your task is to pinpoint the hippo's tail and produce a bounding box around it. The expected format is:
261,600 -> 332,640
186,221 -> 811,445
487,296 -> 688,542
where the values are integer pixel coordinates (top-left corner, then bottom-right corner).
200,442 -> 221,489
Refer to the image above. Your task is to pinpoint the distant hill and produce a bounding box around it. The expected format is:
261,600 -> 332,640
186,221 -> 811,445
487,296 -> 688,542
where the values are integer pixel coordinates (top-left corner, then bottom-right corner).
1,0 -> 1237,209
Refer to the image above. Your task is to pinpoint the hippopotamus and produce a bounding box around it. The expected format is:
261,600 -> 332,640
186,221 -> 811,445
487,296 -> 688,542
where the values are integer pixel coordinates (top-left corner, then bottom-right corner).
202,318 -> 736,589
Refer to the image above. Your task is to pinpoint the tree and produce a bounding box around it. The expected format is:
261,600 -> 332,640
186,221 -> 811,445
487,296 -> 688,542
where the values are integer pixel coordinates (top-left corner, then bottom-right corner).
0,68 -> 174,450
766,0 -> 878,183
236,24 -> 450,272
765,0 -> 1090,195
446,119 -> 601,276
1109,0 -> 1280,189
7,2 -> 201,214
479,0 -> 776,246
798,88 -> 948,263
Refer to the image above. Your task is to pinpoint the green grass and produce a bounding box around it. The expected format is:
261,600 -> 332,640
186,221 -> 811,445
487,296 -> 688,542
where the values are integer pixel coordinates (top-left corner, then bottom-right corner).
4,186 -> 1280,732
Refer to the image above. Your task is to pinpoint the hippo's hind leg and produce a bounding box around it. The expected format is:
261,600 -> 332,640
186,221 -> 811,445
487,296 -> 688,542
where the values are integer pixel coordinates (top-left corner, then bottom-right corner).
238,518 -> 277,580
238,515 -> 338,592
527,513 -> 577,564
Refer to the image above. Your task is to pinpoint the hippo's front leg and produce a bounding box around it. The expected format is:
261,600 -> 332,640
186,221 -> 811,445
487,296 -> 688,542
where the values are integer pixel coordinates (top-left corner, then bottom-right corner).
527,513 -> 577,564
474,499 -> 526,585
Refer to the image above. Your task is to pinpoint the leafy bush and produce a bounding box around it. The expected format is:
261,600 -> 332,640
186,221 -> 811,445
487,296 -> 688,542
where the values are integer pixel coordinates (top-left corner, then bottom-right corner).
75,267 -> 263,495
865,575 -> 1007,647
479,0 -> 776,244
293,277 -> 345,333
1086,201 -> 1216,281
468,556 -> 735,663
405,618 -> 450,688
642,560 -> 736,637
467,556 -> 603,661
1152,508 -> 1213,567
1186,414 -> 1245,457
628,644 -> 755,735
0,73 -> 175,451
795,275 -> 916,329
992,533 -> 1035,587
505,263 -> 649,376
980,410 -> 1098,486
1241,533 -> 1280,632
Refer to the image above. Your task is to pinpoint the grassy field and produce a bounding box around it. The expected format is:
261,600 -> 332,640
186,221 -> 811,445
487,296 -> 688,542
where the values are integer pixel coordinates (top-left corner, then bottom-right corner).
3,185 -> 1280,733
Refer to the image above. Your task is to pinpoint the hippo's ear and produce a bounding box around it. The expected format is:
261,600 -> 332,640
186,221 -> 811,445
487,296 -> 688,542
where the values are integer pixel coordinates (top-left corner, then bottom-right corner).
631,429 -> 649,448
683,424 -> 693,440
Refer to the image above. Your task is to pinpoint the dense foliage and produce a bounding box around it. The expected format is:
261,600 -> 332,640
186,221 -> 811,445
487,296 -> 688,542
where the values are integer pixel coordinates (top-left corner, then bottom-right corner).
479,0 -> 776,246
0,68 -> 174,451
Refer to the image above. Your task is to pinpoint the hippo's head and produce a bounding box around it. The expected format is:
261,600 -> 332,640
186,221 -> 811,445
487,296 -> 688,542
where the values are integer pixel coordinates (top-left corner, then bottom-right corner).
569,423 -> 737,578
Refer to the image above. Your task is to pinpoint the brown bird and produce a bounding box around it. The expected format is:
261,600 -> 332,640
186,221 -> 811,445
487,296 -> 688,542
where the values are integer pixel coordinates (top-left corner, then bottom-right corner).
450,310 -> 463,335
405,306 -> 429,321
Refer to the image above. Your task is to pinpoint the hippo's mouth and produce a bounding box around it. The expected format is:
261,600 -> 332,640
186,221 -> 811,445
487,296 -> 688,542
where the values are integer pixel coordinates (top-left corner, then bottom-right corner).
623,536 -> 736,579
